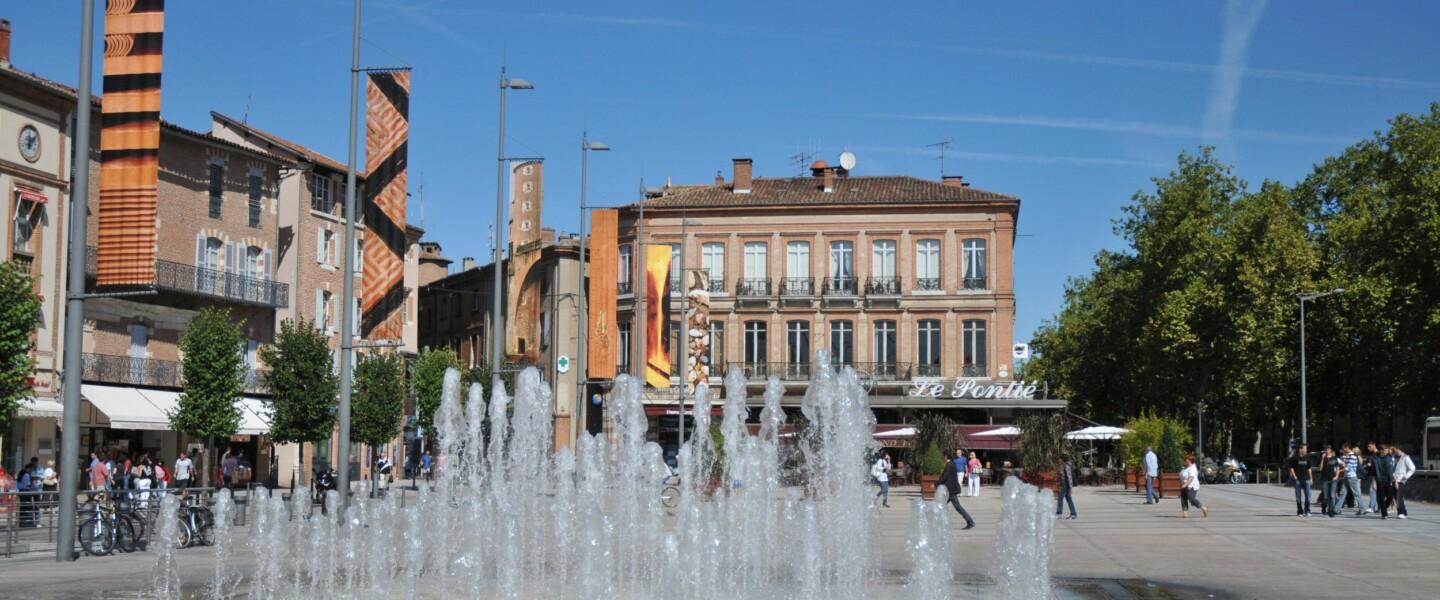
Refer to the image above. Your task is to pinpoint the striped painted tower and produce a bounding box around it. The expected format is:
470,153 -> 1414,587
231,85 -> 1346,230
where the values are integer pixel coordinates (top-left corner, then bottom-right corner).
361,71 -> 410,341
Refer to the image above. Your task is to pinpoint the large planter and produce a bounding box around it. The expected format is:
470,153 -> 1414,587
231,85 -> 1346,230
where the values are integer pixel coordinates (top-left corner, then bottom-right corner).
920,475 -> 939,499
1159,472 -> 1182,498
1126,468 -> 1138,491
1036,471 -> 1059,493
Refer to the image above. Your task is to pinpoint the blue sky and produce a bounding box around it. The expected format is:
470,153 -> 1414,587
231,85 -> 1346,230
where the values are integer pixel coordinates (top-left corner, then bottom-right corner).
8,1 -> 1439,340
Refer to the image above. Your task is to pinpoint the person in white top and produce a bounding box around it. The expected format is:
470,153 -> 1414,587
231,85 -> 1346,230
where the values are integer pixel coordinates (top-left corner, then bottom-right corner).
1392,447 -> 1415,519
871,452 -> 892,508
1179,454 -> 1209,518
173,452 -> 194,492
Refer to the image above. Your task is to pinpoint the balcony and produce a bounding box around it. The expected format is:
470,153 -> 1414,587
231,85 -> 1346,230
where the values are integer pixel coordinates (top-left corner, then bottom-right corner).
916,363 -> 941,377
86,247 -> 289,308
962,277 -> 987,291
707,279 -> 726,295
865,277 -> 901,296
961,363 -> 987,378
735,278 -> 772,300
82,352 -> 270,394
728,361 -> 913,383
617,281 -> 633,296
854,361 -> 912,381
823,276 -> 857,297
781,277 -> 815,297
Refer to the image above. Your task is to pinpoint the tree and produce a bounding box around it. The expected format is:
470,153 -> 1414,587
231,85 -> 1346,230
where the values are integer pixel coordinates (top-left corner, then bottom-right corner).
260,319 -> 338,486
411,348 -> 460,440
0,260 -> 41,431
352,352 -> 405,491
171,307 -> 245,486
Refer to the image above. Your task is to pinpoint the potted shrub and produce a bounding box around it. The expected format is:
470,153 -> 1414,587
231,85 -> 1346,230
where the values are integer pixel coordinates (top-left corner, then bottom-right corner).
919,443 -> 945,499
1156,419 -> 1190,498
1120,414 -> 1165,495
1015,412 -> 1072,494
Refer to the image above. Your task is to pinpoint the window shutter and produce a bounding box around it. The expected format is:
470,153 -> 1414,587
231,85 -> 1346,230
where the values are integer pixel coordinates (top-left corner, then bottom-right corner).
316,226 -> 325,264
195,234 -> 205,266
352,297 -> 361,337
314,290 -> 324,331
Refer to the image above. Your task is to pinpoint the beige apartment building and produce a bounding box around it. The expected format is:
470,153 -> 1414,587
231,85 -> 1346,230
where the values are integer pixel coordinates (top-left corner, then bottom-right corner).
614,158 -> 1062,455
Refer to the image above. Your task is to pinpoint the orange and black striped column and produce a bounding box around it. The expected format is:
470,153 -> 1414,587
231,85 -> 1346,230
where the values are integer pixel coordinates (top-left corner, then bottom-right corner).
361,71 -> 410,340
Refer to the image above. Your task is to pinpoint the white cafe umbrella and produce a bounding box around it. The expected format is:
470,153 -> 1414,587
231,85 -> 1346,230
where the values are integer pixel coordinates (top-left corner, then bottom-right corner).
1065,426 -> 1129,441
874,427 -> 917,439
971,426 -> 1021,437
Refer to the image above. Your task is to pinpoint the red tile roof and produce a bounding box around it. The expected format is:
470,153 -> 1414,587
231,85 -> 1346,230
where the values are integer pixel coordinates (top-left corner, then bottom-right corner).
210,111 -> 357,176
636,175 -> 1018,209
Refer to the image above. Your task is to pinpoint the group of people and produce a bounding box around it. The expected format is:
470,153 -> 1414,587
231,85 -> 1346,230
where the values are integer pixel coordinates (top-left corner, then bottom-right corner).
1139,446 -> 1210,518
5,457 -> 59,527
86,450 -> 196,502
1287,442 -> 1415,519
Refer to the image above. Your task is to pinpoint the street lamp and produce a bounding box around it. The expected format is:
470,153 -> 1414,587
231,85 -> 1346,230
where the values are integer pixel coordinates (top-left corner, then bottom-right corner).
676,217 -> 701,452
575,133 -> 610,446
491,68 -> 534,388
1298,287 -> 1344,445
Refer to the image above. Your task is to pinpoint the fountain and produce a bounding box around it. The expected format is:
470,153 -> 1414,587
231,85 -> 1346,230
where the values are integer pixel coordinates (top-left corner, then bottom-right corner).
989,477 -> 1056,599
158,351 -> 1057,598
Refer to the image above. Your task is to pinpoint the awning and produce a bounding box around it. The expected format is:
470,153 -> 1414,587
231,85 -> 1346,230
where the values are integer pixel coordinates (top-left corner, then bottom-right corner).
1066,425 -> 1129,441
237,397 -> 272,436
18,189 -> 48,204
644,405 -> 727,417
971,426 -> 1021,437
874,426 -> 916,438
82,384 -> 172,430
17,397 -> 64,418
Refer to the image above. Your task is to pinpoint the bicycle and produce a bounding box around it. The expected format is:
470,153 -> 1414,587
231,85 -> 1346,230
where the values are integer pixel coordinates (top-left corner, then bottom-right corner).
177,494 -> 214,548
77,495 -> 143,556
660,475 -> 681,509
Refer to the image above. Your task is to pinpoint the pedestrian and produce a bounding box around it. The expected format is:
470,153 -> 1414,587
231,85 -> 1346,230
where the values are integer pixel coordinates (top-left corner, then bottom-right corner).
1318,445 -> 1339,517
87,452 -> 109,494
1373,444 -> 1395,519
1338,444 -> 1363,516
17,458 -> 39,527
871,451 -> 891,508
1143,445 -> 1159,505
938,448 -> 976,529
421,450 -> 433,483
1179,454 -> 1209,518
1287,443 -> 1313,517
173,451 -> 194,492
40,460 -> 58,509
1363,442 -> 1379,513
155,460 -> 169,492
1391,447 -> 1414,520
967,452 -> 983,497
222,450 -> 238,489
1055,456 -> 1077,519
136,457 -> 155,509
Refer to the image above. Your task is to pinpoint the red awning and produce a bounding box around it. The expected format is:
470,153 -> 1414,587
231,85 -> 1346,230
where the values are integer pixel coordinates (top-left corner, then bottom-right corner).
644,405 -> 727,417
958,424 -> 1018,451
18,189 -> 48,204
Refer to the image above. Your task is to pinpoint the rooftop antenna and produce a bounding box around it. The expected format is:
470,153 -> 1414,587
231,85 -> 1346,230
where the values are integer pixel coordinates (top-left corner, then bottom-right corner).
928,137 -> 953,177
242,94 -> 252,124
790,148 -> 816,176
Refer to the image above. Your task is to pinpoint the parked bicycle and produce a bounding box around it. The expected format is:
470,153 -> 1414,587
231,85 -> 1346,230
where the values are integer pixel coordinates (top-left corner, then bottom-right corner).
176,494 -> 215,548
77,494 -> 144,556
660,475 -> 681,509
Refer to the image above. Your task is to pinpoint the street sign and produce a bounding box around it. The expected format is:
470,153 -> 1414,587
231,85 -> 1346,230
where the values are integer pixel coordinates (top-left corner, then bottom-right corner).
556,355 -> 571,373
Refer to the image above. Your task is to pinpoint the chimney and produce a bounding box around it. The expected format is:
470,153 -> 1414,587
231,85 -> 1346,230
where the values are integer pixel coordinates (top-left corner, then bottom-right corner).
823,167 -> 836,193
809,159 -> 830,177
462,257 -> 476,271
714,171 -> 725,186
732,158 -> 752,193
942,175 -> 966,188
0,19 -> 11,66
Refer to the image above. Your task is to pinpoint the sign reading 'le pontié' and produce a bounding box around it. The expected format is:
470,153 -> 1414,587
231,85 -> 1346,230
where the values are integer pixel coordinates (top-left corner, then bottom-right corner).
909,379 -> 1040,400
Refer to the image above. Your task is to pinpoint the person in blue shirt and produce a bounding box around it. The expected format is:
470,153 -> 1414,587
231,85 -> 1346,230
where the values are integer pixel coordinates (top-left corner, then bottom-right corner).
1143,446 -> 1159,505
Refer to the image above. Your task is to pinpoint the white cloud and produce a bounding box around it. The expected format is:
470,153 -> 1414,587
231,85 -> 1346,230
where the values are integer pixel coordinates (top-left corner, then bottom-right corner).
849,145 -> 1170,169
850,112 -> 1351,145
1203,1 -> 1268,144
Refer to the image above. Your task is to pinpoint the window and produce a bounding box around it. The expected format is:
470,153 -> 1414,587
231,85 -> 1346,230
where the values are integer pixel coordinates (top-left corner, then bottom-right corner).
248,172 -> 263,227
315,290 -> 334,333
744,321 -> 767,366
873,320 -> 897,376
916,239 -> 941,290
786,320 -> 810,373
743,242 -> 767,279
708,321 -> 725,375
962,319 -> 987,377
917,319 -> 941,376
208,162 -> 224,218
786,240 -> 810,278
354,238 -> 364,273
701,242 -> 725,286
830,320 -> 854,366
829,240 -> 853,281
128,324 -> 148,385
198,237 -> 223,294
11,193 -> 43,256
618,321 -> 632,374
618,244 -> 633,294
962,239 -> 987,289
244,246 -> 263,280
317,229 -> 337,267
353,298 -> 362,338
871,240 -> 895,278
309,174 -> 334,213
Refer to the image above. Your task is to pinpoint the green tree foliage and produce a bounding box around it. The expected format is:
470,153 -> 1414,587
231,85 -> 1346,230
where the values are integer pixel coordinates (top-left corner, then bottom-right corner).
919,442 -> 946,476
351,352 -> 405,448
260,319 -> 337,483
912,413 -> 960,463
462,363 -> 517,407
411,348 -> 460,435
171,307 -> 245,439
0,260 -> 42,430
1120,414 -> 1193,472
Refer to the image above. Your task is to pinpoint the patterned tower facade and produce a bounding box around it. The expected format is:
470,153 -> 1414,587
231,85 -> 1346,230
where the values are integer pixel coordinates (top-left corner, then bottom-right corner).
361,71 -> 410,341
96,0 -> 165,288
504,160 -> 544,359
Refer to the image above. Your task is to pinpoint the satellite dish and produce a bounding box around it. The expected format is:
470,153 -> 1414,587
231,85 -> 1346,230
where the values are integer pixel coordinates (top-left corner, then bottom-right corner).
838,151 -> 857,171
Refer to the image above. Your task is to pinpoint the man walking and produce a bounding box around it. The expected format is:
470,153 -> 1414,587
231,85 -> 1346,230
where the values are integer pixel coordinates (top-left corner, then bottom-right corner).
1055,456 -> 1077,519
173,451 -> 194,492
871,451 -> 892,508
1318,446 -> 1339,517
1287,444 -> 1313,517
1373,444 -> 1395,519
938,448 -> 975,529
1143,446 -> 1159,505
1338,445 -> 1363,516
1392,447 -> 1415,520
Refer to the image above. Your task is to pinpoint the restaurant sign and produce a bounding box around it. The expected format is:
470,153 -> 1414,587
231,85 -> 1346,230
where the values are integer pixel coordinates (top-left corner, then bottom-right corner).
909,379 -> 1040,400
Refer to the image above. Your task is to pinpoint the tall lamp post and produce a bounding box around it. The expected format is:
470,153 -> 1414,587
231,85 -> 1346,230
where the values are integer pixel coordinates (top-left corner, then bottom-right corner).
1298,287 -> 1344,445
675,218 -> 701,451
490,68 -> 534,388
575,133 -> 609,445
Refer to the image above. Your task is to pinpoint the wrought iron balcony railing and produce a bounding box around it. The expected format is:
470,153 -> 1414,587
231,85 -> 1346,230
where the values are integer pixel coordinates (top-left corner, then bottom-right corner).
915,277 -> 942,291
781,277 -> 814,296
707,279 -> 726,294
735,278 -> 772,298
82,352 -> 270,394
823,276 -> 857,296
728,361 -> 913,382
916,363 -> 941,377
853,361 -> 911,381
962,277 -> 987,290
86,247 -> 288,308
865,277 -> 901,296
961,363 -> 988,378
617,281 -> 633,296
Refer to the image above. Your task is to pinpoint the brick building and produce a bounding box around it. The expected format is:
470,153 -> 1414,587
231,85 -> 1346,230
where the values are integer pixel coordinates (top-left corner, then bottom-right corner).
611,157 -> 1064,458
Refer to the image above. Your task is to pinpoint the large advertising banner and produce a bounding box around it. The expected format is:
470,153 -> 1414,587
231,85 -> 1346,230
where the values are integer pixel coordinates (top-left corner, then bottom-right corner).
643,245 -> 672,388
587,209 -> 619,380
684,270 -> 710,395
360,70 -> 410,341
96,0 -> 166,288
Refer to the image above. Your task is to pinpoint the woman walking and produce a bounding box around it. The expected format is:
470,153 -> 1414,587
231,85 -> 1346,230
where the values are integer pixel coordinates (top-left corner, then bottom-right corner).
871,451 -> 892,508
967,452 -> 982,497
1180,454 -> 1209,518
